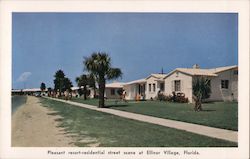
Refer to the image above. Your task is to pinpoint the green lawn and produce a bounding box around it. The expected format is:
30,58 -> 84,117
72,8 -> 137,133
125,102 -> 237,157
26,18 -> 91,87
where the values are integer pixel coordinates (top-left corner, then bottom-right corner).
71,98 -> 238,131
40,98 -> 236,147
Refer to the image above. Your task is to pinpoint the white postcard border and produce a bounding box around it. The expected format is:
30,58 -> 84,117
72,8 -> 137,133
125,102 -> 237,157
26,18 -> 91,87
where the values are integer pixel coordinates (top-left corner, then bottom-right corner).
0,0 -> 249,159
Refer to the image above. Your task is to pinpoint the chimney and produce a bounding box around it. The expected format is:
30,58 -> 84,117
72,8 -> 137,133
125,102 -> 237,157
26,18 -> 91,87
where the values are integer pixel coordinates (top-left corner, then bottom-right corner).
193,64 -> 200,69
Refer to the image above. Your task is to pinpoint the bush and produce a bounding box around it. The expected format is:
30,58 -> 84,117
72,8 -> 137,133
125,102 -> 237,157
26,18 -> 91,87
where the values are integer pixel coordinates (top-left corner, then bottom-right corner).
157,93 -> 168,101
156,93 -> 173,102
175,95 -> 189,103
157,92 -> 188,103
175,92 -> 189,103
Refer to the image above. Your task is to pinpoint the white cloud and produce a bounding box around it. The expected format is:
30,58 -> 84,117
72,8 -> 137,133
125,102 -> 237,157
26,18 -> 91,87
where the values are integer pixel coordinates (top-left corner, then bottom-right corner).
17,72 -> 32,82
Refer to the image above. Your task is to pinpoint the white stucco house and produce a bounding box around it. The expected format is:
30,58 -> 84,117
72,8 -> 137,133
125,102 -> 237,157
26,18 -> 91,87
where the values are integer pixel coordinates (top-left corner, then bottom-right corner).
105,82 -> 124,99
123,79 -> 146,100
145,74 -> 167,100
122,74 -> 167,100
123,65 -> 238,103
164,65 -> 238,103
71,86 -> 96,98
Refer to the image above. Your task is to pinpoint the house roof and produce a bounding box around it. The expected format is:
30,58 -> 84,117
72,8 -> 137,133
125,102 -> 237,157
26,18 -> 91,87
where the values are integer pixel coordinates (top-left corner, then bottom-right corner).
105,82 -> 124,88
176,68 -> 218,76
22,88 -> 42,92
164,68 -> 217,78
146,73 -> 167,79
209,65 -> 238,74
124,78 -> 146,85
71,86 -> 80,90
164,65 -> 238,79
12,89 -> 22,92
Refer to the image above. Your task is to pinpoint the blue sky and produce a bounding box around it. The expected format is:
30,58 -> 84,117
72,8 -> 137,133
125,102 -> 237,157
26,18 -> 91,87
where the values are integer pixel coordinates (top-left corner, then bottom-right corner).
12,13 -> 238,89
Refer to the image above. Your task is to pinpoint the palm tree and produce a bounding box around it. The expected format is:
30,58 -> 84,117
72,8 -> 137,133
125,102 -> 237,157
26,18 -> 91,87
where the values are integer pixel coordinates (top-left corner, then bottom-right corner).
192,76 -> 211,111
84,52 -> 122,108
75,74 -> 89,100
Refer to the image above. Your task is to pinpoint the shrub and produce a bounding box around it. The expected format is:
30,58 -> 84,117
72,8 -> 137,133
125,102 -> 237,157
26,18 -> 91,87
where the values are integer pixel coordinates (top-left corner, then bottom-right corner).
161,92 -> 189,103
157,93 -> 166,101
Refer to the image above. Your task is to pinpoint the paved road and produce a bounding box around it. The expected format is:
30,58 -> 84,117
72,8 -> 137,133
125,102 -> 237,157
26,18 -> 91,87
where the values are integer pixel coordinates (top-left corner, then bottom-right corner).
44,97 -> 238,143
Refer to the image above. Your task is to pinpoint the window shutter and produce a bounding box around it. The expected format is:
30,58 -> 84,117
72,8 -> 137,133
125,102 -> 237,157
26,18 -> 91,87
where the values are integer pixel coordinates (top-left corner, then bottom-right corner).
181,80 -> 183,92
171,81 -> 174,92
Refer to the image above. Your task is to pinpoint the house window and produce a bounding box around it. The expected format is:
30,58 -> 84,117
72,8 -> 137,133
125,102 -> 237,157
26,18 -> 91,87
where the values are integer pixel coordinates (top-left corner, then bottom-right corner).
160,83 -> 165,91
153,84 -> 156,92
233,70 -> 238,75
221,80 -> 229,89
174,80 -> 181,91
149,84 -> 151,92
111,89 -> 115,95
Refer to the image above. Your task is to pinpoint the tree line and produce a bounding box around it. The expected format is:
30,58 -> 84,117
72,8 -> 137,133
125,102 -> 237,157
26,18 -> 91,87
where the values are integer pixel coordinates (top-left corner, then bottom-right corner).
40,52 -> 122,108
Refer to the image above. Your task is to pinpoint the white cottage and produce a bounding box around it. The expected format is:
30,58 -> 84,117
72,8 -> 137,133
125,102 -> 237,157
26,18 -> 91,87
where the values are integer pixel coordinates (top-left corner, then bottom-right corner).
105,82 -> 124,99
119,65 -> 238,103
123,79 -> 146,100
145,74 -> 167,100
207,66 -> 238,101
123,74 -> 166,100
164,65 -> 238,103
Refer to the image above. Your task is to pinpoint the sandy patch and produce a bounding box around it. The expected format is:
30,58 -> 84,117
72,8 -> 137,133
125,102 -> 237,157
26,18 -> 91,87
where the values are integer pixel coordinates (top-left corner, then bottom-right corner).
12,96 -> 75,147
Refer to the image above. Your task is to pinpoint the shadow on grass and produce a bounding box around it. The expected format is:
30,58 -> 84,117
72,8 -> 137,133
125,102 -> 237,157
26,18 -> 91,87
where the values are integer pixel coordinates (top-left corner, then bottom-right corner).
47,112 -> 60,116
201,109 -> 216,112
54,118 -> 64,122
104,104 -> 129,108
202,101 -> 216,104
56,124 -> 67,129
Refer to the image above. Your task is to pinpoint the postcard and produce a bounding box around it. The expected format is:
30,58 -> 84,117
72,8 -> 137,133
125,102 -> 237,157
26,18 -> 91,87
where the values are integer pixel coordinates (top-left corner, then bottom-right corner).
0,0 -> 249,159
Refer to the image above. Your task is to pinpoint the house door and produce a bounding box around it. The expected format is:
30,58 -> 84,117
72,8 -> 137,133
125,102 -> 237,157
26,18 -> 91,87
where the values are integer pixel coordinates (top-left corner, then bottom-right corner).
137,84 -> 145,96
138,84 -> 141,95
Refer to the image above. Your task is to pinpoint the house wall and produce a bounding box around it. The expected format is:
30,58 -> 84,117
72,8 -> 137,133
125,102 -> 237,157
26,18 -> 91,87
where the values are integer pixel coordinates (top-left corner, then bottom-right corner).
208,69 -> 238,101
89,89 -> 95,98
105,88 -> 122,99
145,77 -> 164,100
71,90 -> 79,97
123,84 -> 137,100
164,72 -> 193,103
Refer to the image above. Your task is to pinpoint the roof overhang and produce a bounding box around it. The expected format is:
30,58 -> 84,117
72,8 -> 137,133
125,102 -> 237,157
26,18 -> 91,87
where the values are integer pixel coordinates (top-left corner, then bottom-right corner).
164,69 -> 217,79
124,79 -> 146,85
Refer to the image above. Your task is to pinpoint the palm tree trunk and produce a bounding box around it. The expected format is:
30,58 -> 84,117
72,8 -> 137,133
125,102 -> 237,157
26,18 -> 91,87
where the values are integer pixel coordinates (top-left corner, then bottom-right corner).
93,87 -> 96,98
83,86 -> 87,100
98,78 -> 105,108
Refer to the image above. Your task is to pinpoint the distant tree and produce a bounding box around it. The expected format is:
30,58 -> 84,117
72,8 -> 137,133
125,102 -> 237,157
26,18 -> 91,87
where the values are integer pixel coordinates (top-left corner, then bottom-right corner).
63,77 -> 73,92
40,82 -> 46,92
192,76 -> 211,111
75,74 -> 89,100
53,70 -> 73,97
47,87 -> 52,97
54,70 -> 65,96
84,52 -> 122,108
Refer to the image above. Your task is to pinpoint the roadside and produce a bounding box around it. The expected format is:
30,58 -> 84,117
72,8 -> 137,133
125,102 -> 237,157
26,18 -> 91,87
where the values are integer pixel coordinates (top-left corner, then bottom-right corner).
44,97 -> 238,143
41,97 -> 237,147
71,98 -> 238,131
12,96 -> 75,147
